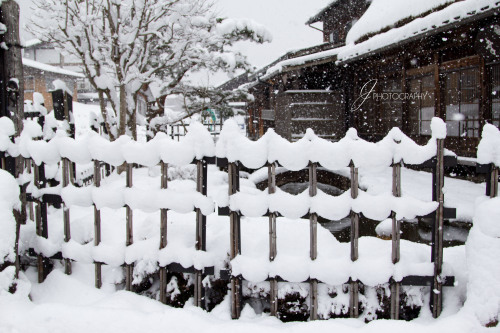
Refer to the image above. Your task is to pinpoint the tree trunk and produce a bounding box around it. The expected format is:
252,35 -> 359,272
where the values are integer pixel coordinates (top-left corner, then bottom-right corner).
127,95 -> 137,140
98,90 -> 115,141
119,84 -> 127,137
1,0 -> 23,135
1,0 -> 25,283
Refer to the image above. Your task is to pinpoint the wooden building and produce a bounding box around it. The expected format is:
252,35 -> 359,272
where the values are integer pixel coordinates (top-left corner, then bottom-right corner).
23,58 -> 83,111
237,0 -> 499,157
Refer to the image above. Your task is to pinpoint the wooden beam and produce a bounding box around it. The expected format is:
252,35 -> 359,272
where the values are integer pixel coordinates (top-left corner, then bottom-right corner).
349,163 -> 359,318
94,161 -> 102,289
125,164 -> 133,292
268,163 -> 278,317
62,158 -> 71,275
309,162 -> 318,321
431,139 -> 445,318
159,161 -> 168,304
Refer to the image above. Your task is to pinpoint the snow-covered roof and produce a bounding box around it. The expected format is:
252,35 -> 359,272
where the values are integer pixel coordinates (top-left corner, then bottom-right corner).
305,0 -> 341,25
339,0 -> 499,62
23,38 -> 43,48
252,0 -> 498,84
346,0 -> 455,44
23,58 -> 85,78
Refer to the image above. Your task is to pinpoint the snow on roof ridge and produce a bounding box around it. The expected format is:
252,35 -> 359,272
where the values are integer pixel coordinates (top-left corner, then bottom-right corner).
23,38 -> 43,48
305,0 -> 341,25
338,0 -> 499,62
346,0 -> 457,45
23,58 -> 85,78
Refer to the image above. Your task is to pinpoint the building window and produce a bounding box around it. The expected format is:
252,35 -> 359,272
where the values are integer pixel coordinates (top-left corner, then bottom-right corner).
444,67 -> 480,138
492,64 -> 500,128
24,76 -> 35,93
408,75 -> 435,135
329,31 -> 339,44
378,78 -> 402,134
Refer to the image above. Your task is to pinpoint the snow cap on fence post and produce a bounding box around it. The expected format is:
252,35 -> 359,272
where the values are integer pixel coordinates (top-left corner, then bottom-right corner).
185,122 -> 215,160
0,117 -> 15,153
477,123 -> 500,167
430,117 -> 446,139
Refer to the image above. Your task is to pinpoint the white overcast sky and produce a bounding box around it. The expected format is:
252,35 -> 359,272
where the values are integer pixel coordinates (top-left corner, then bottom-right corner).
19,0 -> 332,86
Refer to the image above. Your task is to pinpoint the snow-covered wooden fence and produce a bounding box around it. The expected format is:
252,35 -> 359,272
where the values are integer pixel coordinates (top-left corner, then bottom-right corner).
3,115 -> 498,322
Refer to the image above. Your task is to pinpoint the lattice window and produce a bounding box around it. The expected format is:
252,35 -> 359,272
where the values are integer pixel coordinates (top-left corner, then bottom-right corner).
444,67 -> 480,138
408,75 -> 435,136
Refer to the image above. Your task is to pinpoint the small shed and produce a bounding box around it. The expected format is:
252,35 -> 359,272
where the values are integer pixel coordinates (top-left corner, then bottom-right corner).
23,58 -> 84,111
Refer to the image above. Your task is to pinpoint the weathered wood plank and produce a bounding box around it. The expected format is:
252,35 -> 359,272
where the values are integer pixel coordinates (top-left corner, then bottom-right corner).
229,162 -> 241,319
431,139 -> 445,318
159,161 -> 168,304
268,163 -> 278,317
125,164 -> 133,292
391,162 -> 402,319
94,161 -> 102,289
62,158 -> 71,275
349,163 -> 359,318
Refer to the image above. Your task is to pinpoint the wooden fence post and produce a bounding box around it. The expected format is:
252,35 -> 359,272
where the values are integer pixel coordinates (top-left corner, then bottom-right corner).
34,162 -> 50,282
62,158 -> 71,275
194,159 -> 208,308
125,164 -> 134,291
349,163 -> 359,318
228,162 -> 241,319
489,164 -> 498,198
390,161 -> 402,319
94,161 -> 102,288
159,161 -> 168,304
431,139 -> 444,318
309,162 -> 318,320
268,163 -> 278,317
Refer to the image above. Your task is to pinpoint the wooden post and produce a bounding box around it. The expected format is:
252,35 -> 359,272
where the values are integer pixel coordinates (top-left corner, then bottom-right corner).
194,159 -> 207,308
229,162 -> 241,319
27,159 -> 34,221
94,161 -> 102,288
268,163 -> 278,317
125,164 -> 134,291
431,139 -> 444,318
0,1 -> 24,135
62,158 -> 72,275
390,161 -> 402,319
490,164 -> 498,198
309,162 -> 318,320
159,161 -> 168,304
34,162 -> 49,282
349,163 -> 359,318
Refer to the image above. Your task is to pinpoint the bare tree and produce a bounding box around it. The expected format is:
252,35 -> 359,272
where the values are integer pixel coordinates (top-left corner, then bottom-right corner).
30,0 -> 271,140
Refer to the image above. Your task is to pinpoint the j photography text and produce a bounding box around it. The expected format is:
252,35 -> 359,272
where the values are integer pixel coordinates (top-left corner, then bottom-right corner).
351,79 -> 432,111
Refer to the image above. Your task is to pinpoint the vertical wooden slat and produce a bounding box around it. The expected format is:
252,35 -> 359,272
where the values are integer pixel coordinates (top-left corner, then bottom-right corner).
490,165 -> 498,198
125,163 -> 134,291
159,161 -> 168,304
229,162 -> 241,319
349,163 -> 359,318
268,163 -> 278,317
309,162 -> 318,320
34,162 -> 49,283
62,158 -> 72,275
94,160 -> 102,289
194,159 -> 207,308
431,139 -> 444,318
27,159 -> 34,221
390,161 -> 402,319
